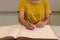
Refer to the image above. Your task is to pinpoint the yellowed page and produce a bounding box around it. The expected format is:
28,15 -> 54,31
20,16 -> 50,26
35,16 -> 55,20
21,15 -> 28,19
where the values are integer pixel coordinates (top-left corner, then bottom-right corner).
17,25 -> 58,39
0,25 -> 20,38
0,24 -> 58,39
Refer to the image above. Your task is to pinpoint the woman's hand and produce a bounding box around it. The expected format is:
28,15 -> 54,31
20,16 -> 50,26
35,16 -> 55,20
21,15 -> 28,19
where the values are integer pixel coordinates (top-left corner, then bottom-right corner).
25,22 -> 35,30
36,14 -> 50,28
36,21 -> 45,28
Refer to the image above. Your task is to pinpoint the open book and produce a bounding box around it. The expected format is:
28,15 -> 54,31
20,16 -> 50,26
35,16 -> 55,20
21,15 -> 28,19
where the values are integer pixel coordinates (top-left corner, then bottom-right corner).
0,24 -> 58,40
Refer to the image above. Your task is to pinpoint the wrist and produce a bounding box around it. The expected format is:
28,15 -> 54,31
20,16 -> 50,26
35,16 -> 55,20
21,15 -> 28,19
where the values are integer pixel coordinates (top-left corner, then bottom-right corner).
43,19 -> 50,25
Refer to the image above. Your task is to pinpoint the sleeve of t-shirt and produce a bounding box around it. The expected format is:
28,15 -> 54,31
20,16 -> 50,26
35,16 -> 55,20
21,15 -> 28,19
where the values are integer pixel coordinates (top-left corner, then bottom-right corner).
18,0 -> 25,12
44,0 -> 52,14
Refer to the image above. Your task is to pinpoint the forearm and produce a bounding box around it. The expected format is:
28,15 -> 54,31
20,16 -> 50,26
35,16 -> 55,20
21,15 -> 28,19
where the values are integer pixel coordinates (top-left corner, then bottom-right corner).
19,16 -> 28,26
18,11 -> 35,30
18,12 -> 28,26
44,18 -> 50,25
44,14 -> 50,25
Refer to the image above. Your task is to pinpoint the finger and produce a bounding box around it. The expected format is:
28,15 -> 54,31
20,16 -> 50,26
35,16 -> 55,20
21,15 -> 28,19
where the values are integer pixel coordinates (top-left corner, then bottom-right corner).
36,25 -> 40,28
36,23 -> 41,28
36,23 -> 43,28
39,24 -> 44,28
29,27 -> 34,30
26,27 -> 34,30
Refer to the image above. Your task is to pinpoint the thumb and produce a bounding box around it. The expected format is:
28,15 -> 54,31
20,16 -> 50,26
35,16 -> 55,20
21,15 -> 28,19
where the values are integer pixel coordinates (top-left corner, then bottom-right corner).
33,25 -> 36,28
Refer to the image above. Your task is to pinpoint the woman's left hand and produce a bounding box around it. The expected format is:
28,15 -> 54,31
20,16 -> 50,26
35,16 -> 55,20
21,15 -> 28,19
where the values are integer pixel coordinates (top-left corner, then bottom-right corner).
36,21 -> 45,28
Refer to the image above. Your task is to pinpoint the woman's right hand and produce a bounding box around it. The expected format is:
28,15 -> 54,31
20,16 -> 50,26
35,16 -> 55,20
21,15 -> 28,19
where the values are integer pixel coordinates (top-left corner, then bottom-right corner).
25,22 -> 35,30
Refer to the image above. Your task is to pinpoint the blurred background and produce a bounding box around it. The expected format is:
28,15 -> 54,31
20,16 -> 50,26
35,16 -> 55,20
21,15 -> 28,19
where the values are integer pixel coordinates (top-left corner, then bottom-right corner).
0,0 -> 60,26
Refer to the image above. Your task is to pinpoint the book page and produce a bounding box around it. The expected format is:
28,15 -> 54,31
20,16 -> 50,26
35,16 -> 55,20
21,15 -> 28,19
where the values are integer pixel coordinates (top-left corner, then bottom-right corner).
17,25 -> 58,39
0,25 -> 20,38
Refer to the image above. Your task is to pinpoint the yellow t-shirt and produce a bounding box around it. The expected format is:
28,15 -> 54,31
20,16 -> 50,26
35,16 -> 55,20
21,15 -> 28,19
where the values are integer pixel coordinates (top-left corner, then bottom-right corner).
18,0 -> 51,24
